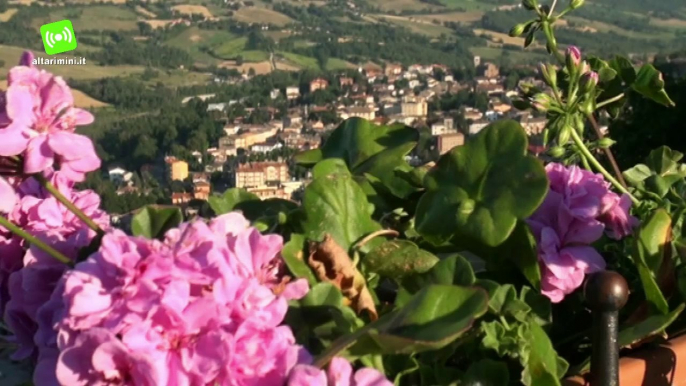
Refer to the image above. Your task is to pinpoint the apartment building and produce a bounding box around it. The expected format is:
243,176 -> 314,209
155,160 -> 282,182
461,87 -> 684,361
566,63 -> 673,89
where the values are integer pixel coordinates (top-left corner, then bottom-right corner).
234,162 -> 289,189
165,156 -> 189,182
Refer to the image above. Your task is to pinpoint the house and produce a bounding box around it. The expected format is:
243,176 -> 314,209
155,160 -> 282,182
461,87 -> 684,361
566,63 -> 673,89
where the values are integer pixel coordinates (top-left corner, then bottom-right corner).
477,62 -> 500,79
251,139 -> 283,153
310,78 -> 329,93
246,185 -> 290,200
519,116 -> 547,136
270,89 -> 281,99
437,133 -> 465,155
165,156 -> 189,182
207,103 -> 227,112
339,76 -> 354,87
400,96 -> 428,118
234,162 -> 289,189
283,114 -> 303,128
193,181 -> 211,201
431,117 -> 456,136
172,192 -> 193,205
108,166 -> 129,183
385,63 -> 403,77
341,106 -> 375,120
286,87 -> 300,100
463,107 -> 483,121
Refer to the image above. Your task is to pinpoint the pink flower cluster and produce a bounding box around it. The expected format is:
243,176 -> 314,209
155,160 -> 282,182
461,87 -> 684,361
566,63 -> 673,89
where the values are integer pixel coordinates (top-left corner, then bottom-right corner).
32,213 -> 309,385
288,357 -> 392,386
527,163 -> 639,303
2,169 -> 109,360
0,51 -> 99,184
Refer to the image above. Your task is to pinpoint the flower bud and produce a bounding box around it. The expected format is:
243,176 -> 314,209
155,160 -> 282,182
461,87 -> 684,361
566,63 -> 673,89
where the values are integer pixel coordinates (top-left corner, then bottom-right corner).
566,46 -> 582,71
532,93 -> 555,112
569,0 -> 585,9
579,97 -> 595,115
597,138 -> 616,149
558,125 -> 571,145
510,23 -> 527,37
548,146 -> 565,158
522,0 -> 537,10
573,114 -> 585,135
580,71 -> 599,93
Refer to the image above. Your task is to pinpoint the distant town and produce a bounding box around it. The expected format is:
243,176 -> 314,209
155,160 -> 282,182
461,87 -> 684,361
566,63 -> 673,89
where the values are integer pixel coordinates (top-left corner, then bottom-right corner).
105,55 -> 597,224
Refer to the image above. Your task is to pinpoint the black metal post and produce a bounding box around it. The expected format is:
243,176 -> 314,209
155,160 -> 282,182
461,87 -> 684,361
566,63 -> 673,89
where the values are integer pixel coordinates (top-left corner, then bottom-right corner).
584,271 -> 629,386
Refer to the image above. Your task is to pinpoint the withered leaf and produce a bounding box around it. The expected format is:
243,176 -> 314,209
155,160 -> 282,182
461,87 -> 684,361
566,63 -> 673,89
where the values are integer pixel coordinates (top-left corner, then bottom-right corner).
308,234 -> 378,320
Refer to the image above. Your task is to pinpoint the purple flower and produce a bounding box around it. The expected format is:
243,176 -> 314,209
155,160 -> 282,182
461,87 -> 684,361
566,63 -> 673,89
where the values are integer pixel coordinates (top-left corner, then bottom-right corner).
566,46 -> 582,69
527,163 -> 638,302
287,357 -> 393,386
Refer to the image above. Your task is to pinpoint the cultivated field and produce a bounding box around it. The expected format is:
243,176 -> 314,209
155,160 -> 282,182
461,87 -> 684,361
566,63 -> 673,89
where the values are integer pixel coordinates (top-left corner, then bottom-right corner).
171,5 -> 213,18
30,5 -> 139,31
230,7 -> 294,27
0,8 -> 17,21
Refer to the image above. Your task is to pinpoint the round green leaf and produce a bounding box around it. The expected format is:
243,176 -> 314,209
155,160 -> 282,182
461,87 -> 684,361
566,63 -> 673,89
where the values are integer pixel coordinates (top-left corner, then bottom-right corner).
208,188 -> 259,216
300,169 -> 381,252
416,120 -> 548,247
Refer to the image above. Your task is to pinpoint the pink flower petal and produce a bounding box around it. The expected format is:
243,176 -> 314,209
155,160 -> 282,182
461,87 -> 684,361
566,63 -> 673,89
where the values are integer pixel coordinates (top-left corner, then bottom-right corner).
0,177 -> 17,213
24,135 -> 54,174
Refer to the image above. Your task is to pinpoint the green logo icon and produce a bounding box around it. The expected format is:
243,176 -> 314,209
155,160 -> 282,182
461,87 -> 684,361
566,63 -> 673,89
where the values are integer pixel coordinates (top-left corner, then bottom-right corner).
40,20 -> 77,55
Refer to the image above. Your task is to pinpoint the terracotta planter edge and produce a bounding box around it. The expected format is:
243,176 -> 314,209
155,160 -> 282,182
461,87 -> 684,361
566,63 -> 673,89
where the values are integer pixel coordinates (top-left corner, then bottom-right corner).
564,334 -> 686,386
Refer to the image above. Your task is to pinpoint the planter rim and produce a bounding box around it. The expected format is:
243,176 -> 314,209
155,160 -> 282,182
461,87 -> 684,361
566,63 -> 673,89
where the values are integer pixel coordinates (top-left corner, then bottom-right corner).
564,333 -> 686,386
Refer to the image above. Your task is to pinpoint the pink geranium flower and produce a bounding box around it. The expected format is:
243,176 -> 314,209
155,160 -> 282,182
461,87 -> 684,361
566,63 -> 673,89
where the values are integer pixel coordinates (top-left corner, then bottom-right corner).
0,53 -> 99,182
527,163 -> 638,302
43,212 -> 311,385
287,357 -> 393,386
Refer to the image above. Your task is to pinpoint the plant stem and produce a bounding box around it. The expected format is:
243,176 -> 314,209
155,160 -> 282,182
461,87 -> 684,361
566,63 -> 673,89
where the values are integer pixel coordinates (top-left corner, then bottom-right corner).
313,321 -> 378,368
596,93 -> 625,109
0,216 -> 71,265
34,174 -> 104,236
586,113 -> 628,188
570,129 -> 639,205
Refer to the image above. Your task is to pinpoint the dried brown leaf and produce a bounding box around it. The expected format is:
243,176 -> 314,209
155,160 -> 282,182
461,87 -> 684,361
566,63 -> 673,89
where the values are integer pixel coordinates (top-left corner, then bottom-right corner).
308,234 -> 378,320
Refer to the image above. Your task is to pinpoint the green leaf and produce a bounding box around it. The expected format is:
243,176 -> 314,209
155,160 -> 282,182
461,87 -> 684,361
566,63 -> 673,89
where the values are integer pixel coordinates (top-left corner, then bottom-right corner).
293,148 -> 323,165
521,322 -> 564,386
281,234 -> 317,286
520,287 -> 552,326
611,55 -> 637,84
499,221 -> 542,289
312,158 -> 352,179
481,320 -> 523,358
368,284 -> 488,354
403,254 -> 476,293
235,199 -> 298,222
364,240 -> 439,279
646,146 -> 684,174
631,64 -> 675,107
298,118 -> 420,199
598,67 -> 617,83
631,209 -> 672,314
300,169 -> 382,253
463,359 -> 510,386
208,188 -> 259,215
416,120 -> 548,247
131,205 -> 183,240
618,303 -> 685,348
623,164 -> 652,186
